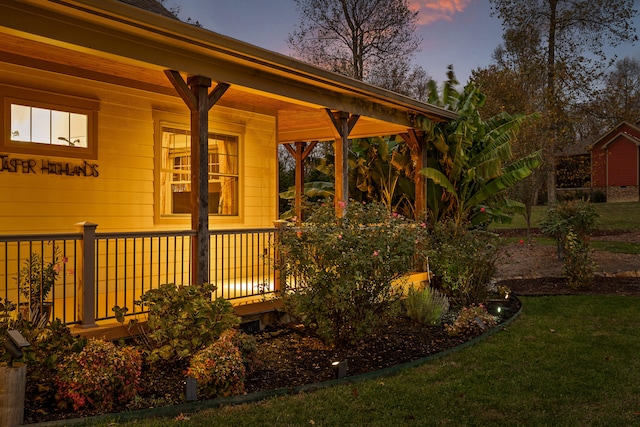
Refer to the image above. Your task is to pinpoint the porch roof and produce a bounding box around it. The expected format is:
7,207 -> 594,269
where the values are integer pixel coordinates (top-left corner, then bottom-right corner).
0,0 -> 456,144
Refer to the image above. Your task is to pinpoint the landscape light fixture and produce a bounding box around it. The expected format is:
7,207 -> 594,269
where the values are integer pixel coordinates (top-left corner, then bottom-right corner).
3,329 -> 30,367
332,360 -> 347,379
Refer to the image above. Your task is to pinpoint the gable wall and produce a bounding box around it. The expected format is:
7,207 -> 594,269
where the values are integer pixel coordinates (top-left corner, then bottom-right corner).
591,123 -> 640,189
607,138 -> 639,187
0,61 -> 277,234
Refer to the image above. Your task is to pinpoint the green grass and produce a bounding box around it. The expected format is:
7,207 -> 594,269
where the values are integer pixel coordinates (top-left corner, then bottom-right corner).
491,201 -> 640,231
591,240 -> 640,254
91,296 -> 640,426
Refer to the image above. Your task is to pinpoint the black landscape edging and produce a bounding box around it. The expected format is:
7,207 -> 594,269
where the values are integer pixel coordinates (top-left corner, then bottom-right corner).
25,297 -> 523,427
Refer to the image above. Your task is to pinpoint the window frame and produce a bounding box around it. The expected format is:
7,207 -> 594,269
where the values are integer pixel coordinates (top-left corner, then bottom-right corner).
1,84 -> 99,160
153,112 -> 244,224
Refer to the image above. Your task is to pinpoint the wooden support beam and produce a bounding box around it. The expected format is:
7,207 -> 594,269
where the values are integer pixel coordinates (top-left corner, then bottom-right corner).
326,109 -> 359,216
165,70 -> 230,286
283,141 -> 318,223
400,129 -> 427,221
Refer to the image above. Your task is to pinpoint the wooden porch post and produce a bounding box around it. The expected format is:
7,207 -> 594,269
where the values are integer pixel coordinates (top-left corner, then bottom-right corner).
400,129 -> 427,221
165,70 -> 229,286
283,141 -> 318,223
76,221 -> 97,328
326,110 -> 359,217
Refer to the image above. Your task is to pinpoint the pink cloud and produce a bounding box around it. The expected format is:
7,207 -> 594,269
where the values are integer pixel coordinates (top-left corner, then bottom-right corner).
409,0 -> 475,25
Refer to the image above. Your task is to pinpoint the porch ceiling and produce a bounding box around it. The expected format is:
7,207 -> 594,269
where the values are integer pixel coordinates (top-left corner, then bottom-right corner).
0,0 -> 456,144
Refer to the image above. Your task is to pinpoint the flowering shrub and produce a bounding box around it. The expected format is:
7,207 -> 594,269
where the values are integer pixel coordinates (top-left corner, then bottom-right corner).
445,304 -> 497,337
55,339 -> 142,412
403,286 -> 450,326
16,318 -> 87,413
277,200 -> 429,344
133,282 -> 240,362
563,230 -> 596,290
427,220 -> 498,307
186,329 -> 246,398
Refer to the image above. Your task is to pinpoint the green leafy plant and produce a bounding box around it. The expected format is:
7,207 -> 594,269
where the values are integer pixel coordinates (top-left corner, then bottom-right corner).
0,297 -> 17,363
55,338 -> 142,412
132,283 -> 240,362
417,77 -> 541,226
540,200 -> 600,259
427,220 -> 499,307
186,328 -> 246,399
0,296 -> 16,331
17,246 -> 62,315
563,230 -> 596,290
277,200 -> 429,344
403,286 -> 450,326
445,304 -> 497,337
16,318 -> 86,415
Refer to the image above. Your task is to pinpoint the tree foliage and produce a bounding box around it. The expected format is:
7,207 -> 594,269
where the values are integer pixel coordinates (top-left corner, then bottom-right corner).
471,65 -> 548,236
580,57 -> 640,133
288,0 -> 421,83
489,0 -> 638,203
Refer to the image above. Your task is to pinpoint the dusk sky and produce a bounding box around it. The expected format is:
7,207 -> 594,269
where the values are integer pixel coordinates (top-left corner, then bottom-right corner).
171,0 -> 640,85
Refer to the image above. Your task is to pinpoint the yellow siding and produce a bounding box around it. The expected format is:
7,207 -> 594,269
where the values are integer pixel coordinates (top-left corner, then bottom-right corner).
0,62 -> 278,234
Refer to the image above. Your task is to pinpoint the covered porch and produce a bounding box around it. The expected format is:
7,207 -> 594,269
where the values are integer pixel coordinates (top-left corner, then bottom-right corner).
0,0 -> 452,329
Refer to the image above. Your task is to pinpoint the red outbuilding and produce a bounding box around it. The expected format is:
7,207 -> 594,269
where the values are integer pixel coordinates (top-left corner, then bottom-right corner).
588,121 -> 640,202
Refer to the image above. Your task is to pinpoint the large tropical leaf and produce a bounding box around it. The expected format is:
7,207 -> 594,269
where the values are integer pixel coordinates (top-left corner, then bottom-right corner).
419,167 -> 458,200
279,181 -> 334,200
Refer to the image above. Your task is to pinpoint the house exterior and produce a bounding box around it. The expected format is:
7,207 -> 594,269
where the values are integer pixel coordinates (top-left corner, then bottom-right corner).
0,0 -> 454,327
588,121 -> 640,202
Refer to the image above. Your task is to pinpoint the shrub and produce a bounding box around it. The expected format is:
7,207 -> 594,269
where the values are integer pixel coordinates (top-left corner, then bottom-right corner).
403,286 -> 450,326
277,200 -> 429,345
427,220 -> 499,307
133,283 -> 240,362
232,329 -> 260,373
540,200 -> 599,259
18,318 -> 87,414
186,329 -> 246,398
55,339 -> 142,412
592,190 -> 606,203
563,230 -> 596,290
445,304 -> 497,337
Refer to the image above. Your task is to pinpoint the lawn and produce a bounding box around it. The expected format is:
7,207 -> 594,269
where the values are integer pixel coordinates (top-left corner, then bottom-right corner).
90,295 -> 640,426
491,201 -> 640,231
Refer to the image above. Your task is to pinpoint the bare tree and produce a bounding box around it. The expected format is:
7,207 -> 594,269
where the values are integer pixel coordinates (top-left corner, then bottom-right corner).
288,0 -> 421,82
367,61 -> 432,101
490,0 -> 638,204
585,57 -> 640,131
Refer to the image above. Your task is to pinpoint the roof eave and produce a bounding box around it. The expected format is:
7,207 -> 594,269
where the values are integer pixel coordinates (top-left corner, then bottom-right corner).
2,0 -> 455,126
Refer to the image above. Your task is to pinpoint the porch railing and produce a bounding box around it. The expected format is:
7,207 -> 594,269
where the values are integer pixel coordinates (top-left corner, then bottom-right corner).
0,223 -> 279,327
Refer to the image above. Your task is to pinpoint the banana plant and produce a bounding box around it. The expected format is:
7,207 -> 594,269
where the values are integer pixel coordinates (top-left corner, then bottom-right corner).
349,137 -> 415,216
418,78 -> 541,226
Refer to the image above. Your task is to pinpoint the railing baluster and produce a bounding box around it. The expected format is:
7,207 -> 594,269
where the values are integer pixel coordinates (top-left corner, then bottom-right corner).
1,227 -> 279,325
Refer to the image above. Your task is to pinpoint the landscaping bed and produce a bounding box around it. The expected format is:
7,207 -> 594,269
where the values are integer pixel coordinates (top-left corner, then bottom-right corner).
21,227 -> 640,424
23,296 -> 521,424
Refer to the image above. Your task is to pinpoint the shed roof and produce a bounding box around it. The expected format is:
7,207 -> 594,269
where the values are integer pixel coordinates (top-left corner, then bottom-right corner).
0,0 -> 456,143
587,121 -> 640,151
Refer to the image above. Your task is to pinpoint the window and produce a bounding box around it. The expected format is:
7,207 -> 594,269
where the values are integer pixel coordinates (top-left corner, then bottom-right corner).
1,85 -> 98,159
160,126 -> 239,216
10,104 -> 88,147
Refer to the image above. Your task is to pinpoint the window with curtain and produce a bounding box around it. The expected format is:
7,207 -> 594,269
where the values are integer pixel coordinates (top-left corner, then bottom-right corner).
160,126 -> 239,215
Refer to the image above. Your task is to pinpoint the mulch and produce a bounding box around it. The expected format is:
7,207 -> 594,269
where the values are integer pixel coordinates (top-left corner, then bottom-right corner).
500,276 -> 640,296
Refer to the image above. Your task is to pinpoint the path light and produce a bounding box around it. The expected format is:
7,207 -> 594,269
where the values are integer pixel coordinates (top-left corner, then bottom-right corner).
3,330 -> 30,367
332,360 -> 347,379
185,377 -> 197,401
